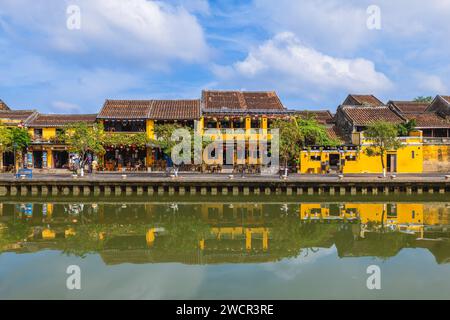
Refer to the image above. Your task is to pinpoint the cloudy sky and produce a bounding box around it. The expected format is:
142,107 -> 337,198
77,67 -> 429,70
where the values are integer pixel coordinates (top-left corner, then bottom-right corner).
0,0 -> 449,113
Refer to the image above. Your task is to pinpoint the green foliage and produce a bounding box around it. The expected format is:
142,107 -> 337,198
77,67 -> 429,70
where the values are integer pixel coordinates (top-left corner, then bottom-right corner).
151,123 -> 184,155
294,117 -> 340,147
104,132 -> 148,148
413,96 -> 433,103
271,116 -> 339,166
65,122 -> 105,164
397,119 -> 416,136
364,121 -> 403,170
0,125 -> 31,151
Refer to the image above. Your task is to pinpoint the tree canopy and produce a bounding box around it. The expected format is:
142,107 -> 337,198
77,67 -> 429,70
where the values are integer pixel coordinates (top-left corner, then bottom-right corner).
0,125 -> 31,151
413,96 -> 433,103
270,116 -> 339,167
65,122 -> 105,165
364,121 -> 403,174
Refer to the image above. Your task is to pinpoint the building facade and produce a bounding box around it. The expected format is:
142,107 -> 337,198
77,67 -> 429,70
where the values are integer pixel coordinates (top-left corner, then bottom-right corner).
0,91 -> 449,174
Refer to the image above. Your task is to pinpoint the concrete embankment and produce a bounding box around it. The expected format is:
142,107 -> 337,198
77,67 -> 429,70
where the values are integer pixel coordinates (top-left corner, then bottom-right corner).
0,174 -> 449,197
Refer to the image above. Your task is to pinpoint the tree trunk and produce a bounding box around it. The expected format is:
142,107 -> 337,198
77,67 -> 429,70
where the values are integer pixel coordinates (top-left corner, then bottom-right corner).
380,151 -> 386,177
284,158 -> 288,177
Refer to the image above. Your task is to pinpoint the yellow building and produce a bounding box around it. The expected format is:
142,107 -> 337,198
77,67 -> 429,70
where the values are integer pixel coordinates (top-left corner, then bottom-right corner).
0,109 -> 37,171
25,114 -> 97,169
299,131 -> 423,174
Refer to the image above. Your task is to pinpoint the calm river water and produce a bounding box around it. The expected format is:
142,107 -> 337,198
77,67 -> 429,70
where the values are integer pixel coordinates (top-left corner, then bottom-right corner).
1,198 -> 449,299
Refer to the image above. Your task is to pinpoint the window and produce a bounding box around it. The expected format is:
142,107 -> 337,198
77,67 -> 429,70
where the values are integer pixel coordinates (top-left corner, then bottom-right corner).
34,128 -> 43,139
233,120 -> 243,129
310,155 -> 321,161
251,118 -> 259,128
345,154 -> 356,161
411,151 -> 415,159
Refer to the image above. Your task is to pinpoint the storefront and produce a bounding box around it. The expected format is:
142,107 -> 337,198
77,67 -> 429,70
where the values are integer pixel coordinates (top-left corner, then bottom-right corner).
104,145 -> 147,171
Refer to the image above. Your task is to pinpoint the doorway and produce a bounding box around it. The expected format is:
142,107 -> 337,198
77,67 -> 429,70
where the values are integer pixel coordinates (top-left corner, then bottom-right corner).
387,154 -> 397,173
329,153 -> 340,170
53,151 -> 69,169
33,151 -> 43,168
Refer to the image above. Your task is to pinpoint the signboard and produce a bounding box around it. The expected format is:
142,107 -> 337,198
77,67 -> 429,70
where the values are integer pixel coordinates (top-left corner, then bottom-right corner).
42,151 -> 47,168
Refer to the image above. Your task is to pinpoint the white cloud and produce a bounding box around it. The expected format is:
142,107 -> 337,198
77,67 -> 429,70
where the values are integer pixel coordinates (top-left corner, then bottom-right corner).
416,74 -> 447,94
252,0 -> 450,54
214,32 -> 391,95
0,0 -> 209,66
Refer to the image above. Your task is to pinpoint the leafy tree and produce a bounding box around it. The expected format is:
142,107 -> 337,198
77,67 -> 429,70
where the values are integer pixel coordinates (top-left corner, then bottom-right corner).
413,96 -> 433,103
271,116 -> 339,175
397,119 -> 416,136
65,122 -> 105,175
104,132 -> 148,148
364,121 -> 403,177
151,123 -> 183,156
0,125 -> 31,170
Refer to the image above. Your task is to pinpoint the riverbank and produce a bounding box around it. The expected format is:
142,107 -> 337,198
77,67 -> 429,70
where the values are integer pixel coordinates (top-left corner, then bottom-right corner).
0,172 -> 449,197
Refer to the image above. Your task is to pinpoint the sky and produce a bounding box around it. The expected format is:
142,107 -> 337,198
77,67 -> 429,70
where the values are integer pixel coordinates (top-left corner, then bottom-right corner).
0,0 -> 449,114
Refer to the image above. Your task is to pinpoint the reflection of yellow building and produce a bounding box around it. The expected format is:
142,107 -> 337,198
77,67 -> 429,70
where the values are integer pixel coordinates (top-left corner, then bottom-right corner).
299,203 -> 426,235
206,227 -> 269,251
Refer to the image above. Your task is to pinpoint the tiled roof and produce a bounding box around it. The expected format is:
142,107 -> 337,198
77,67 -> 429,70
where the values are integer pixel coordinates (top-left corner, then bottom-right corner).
98,99 -> 201,120
440,96 -> 450,104
242,92 -> 285,110
202,90 -> 285,111
28,114 -> 98,127
344,94 -> 384,106
98,100 -> 153,119
294,110 -> 334,124
341,106 -> 404,126
0,100 -> 10,111
389,101 -> 429,114
150,100 -> 200,120
326,125 -> 345,143
0,110 -> 37,125
403,113 -> 450,129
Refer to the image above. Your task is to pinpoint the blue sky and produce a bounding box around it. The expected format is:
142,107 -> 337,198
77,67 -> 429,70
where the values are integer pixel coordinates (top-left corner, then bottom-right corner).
0,0 -> 449,113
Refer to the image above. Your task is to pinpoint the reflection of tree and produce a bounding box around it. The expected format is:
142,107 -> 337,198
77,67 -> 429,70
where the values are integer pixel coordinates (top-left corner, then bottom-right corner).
0,220 -> 30,250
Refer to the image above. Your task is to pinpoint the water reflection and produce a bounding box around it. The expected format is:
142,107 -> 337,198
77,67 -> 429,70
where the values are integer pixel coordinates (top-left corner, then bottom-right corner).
1,201 -> 449,264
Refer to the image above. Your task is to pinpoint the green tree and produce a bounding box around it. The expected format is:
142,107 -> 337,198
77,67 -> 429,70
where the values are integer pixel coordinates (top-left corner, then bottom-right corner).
152,123 -> 183,156
0,125 -> 31,171
65,122 -> 105,176
364,121 -> 403,177
397,119 -> 416,136
413,96 -> 433,103
271,116 -> 339,175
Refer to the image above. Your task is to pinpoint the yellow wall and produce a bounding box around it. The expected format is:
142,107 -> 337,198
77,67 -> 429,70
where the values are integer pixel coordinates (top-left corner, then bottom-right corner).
299,138 -> 423,174
43,128 -> 56,140
423,144 -> 450,172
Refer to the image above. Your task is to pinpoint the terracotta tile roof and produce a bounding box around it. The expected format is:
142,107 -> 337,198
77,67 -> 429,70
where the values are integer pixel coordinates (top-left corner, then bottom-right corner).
294,110 -> 334,124
98,99 -> 201,120
149,100 -> 200,120
202,90 -> 285,111
98,100 -> 153,119
241,92 -> 285,110
0,100 -> 10,111
440,96 -> 450,104
0,110 -> 37,125
326,125 -> 345,143
341,106 -> 404,126
403,112 -> 450,129
344,94 -> 384,106
28,114 -> 98,127
388,101 -> 429,114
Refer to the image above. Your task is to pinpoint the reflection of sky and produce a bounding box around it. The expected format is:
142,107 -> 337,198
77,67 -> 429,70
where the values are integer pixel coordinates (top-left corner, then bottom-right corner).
2,248 -> 450,299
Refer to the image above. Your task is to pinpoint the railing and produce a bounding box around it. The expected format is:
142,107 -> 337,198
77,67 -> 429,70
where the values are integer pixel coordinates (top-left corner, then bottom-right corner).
423,137 -> 450,144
